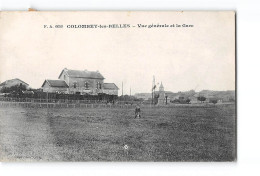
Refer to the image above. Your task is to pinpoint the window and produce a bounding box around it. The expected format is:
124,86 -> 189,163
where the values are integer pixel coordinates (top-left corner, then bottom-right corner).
73,82 -> 77,88
96,82 -> 102,89
85,82 -> 89,89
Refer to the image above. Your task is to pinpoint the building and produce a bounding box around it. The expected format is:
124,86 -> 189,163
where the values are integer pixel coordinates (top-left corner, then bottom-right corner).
189,94 -> 199,104
103,83 -> 119,95
172,93 -> 186,101
41,68 -> 119,95
189,93 -> 214,104
134,93 -> 151,100
157,82 -> 166,105
58,68 -> 105,95
0,78 -> 29,90
41,79 -> 69,93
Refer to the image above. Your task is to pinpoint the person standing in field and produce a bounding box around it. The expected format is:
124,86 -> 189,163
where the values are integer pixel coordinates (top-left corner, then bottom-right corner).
135,105 -> 141,118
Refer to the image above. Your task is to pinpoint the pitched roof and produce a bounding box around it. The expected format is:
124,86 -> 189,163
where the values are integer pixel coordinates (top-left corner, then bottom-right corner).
159,82 -> 164,88
0,78 -> 29,86
42,80 -> 69,88
59,68 -> 105,79
103,83 -> 119,90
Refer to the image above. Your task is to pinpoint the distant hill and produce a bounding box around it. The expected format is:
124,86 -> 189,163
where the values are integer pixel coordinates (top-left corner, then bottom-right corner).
198,90 -> 235,101
134,90 -> 235,101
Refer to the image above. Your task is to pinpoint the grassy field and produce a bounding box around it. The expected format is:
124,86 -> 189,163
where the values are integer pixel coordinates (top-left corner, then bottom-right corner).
0,105 -> 236,161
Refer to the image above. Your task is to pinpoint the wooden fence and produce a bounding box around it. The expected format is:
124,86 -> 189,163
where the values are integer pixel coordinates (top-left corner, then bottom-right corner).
0,97 -> 235,109
0,97 -> 145,109
0,101 -> 136,109
0,97 -> 137,105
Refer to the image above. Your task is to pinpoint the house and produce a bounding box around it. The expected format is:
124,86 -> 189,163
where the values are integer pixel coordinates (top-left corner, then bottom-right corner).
41,68 -> 119,95
189,95 -> 199,104
174,93 -> 186,100
0,78 -> 29,90
41,79 -> 69,93
103,83 -> 119,95
134,93 -> 151,100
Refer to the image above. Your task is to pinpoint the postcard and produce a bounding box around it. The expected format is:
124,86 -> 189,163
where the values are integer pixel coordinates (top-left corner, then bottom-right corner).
0,11 -> 236,161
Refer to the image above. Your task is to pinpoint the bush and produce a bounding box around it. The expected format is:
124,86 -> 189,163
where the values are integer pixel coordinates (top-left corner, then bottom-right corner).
211,99 -> 218,104
197,96 -> 206,102
1,84 -> 27,94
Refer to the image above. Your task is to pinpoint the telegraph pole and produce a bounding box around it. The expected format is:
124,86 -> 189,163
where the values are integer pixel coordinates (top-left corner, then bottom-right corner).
122,82 -> 123,96
151,78 -> 153,105
153,76 -> 155,105
152,76 -> 155,105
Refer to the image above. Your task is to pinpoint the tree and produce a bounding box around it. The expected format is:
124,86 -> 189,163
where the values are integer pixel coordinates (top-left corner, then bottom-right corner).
154,94 -> 159,104
172,99 -> 180,103
211,99 -> 218,104
186,99 -> 191,104
197,96 -> 206,103
0,84 -> 27,94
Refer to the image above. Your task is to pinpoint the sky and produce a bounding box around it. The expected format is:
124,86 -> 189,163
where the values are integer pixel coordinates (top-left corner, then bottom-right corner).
0,11 -> 235,94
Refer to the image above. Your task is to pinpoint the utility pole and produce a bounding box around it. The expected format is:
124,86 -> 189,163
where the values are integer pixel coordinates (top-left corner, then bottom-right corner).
122,82 -> 123,96
152,76 -> 155,105
130,87 -> 131,97
151,78 -> 153,105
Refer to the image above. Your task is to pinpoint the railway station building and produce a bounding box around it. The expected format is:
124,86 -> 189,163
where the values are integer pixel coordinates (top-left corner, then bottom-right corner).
41,68 -> 119,95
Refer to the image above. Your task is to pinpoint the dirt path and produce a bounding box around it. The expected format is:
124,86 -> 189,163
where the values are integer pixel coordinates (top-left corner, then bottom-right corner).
0,107 -> 63,161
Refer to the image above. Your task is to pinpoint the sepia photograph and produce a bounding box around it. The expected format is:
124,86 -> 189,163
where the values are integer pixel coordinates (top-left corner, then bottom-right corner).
0,11 -> 236,161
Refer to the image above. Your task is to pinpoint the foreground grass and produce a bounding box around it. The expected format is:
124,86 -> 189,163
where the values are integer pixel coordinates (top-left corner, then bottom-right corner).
0,105 -> 236,161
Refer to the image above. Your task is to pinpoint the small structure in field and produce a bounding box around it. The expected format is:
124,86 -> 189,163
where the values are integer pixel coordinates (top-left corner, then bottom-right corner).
157,82 -> 166,105
41,79 -> 69,93
103,83 -> 119,95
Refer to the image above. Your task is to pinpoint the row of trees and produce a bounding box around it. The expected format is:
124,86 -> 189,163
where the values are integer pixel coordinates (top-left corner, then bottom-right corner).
170,96 -> 218,104
117,95 -> 144,102
0,84 -> 28,95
